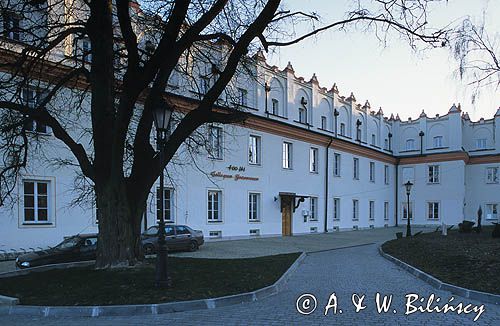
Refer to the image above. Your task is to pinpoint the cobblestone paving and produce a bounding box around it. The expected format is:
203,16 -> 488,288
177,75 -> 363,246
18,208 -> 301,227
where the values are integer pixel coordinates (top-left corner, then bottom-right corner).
1,243 -> 498,325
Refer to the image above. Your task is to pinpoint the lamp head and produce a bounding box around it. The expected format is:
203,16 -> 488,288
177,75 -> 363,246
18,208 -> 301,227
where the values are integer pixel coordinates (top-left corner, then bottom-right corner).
404,180 -> 413,194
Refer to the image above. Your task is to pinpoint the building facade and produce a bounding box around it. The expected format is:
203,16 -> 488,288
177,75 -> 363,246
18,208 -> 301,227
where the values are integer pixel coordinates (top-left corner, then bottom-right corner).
0,6 -> 499,251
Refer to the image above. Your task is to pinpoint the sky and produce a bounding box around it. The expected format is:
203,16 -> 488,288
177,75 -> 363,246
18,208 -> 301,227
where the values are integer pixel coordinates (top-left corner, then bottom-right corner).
266,0 -> 500,121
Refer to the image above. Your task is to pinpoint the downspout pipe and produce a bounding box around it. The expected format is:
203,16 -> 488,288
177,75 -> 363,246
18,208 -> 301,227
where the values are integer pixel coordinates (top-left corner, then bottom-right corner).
324,136 -> 334,233
395,160 -> 399,227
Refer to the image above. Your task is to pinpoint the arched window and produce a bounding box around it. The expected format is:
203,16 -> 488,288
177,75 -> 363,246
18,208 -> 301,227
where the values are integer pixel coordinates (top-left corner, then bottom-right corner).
340,123 -> 346,136
406,139 -> 415,151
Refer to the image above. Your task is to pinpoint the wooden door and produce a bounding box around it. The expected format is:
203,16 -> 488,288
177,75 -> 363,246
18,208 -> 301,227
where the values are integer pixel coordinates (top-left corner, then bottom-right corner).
281,200 -> 292,236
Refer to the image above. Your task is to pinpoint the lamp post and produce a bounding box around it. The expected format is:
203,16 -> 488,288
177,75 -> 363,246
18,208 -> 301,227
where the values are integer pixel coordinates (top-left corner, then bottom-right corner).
404,180 -> 413,237
152,103 -> 173,288
419,131 -> 425,155
333,108 -> 339,137
356,119 -> 362,142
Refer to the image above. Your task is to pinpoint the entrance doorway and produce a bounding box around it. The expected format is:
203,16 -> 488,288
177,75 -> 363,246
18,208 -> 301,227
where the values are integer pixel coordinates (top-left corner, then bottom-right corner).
281,197 -> 292,236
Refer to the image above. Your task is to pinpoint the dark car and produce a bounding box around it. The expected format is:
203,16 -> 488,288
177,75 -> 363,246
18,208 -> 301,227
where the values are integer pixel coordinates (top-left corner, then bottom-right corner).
141,225 -> 204,254
15,233 -> 98,269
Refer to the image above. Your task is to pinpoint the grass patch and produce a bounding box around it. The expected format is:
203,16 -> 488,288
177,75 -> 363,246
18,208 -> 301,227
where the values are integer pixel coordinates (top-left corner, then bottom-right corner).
382,226 -> 500,294
0,253 -> 300,306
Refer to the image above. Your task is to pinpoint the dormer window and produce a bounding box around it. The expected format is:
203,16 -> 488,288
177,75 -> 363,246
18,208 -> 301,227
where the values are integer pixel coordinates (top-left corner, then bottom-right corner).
371,134 -> 376,146
476,138 -> 487,149
340,123 -> 346,136
298,106 -> 307,124
406,139 -> 415,151
3,11 -> 21,41
271,98 -> 279,115
237,88 -> 248,107
433,136 -> 443,148
321,116 -> 327,130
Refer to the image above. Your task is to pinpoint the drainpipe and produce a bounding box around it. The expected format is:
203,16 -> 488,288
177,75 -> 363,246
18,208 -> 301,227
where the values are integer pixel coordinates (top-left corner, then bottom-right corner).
394,161 -> 399,227
324,137 -> 334,233
264,82 -> 270,116
419,131 -> 425,155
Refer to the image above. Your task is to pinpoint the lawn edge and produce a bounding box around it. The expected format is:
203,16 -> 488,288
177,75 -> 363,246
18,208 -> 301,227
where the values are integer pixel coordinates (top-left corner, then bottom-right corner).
378,244 -> 500,306
0,252 -> 306,317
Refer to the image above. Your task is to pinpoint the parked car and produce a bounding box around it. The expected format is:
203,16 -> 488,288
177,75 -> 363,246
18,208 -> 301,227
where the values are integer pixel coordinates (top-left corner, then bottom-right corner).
15,233 -> 98,269
141,225 -> 204,254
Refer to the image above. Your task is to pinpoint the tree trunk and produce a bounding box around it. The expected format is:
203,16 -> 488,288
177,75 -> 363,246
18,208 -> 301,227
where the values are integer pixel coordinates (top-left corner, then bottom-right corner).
95,179 -> 144,269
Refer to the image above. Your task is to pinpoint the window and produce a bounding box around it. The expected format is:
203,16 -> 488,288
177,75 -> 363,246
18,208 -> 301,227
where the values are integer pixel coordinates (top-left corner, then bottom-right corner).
321,116 -> 327,130
384,202 -> 389,221
356,128 -> 362,141
384,138 -> 389,150
207,190 -> 222,222
208,126 -> 223,159
200,76 -> 210,94
156,188 -> 174,223
22,88 -> 48,133
310,197 -> 318,221
369,162 -> 375,182
333,198 -> 340,221
22,180 -> 50,224
298,106 -> 307,124
352,199 -> 359,220
428,165 -> 440,184
176,225 -> 191,235
353,158 -> 359,180
433,136 -> 443,148
369,201 -> 375,220
3,11 -> 21,41
371,134 -> 376,146
384,165 -> 389,185
340,123 -> 346,136
238,88 -> 248,106
486,167 -> 499,184
271,98 -> 279,115
476,138 -> 487,149
428,202 -> 439,220
486,204 -> 498,220
248,193 -> 261,222
309,147 -> 318,173
248,135 -> 261,165
333,153 -> 341,177
406,139 -> 415,151
402,202 -> 413,220
282,142 -> 292,169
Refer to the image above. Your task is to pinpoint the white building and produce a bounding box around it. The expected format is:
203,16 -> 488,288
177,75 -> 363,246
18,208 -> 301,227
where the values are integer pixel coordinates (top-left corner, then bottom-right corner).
1,6 -> 500,251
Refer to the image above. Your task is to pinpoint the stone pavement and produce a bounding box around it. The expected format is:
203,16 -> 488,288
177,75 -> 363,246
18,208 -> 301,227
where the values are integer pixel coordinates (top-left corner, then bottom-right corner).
172,226 -> 432,258
1,243 -> 498,325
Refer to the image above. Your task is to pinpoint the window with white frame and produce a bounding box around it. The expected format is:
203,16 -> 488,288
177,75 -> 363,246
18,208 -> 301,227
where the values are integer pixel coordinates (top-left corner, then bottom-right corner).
384,202 -> 389,220
321,116 -> 327,130
428,165 -> 440,184
476,138 -> 487,149
156,188 -> 174,223
298,106 -> 307,124
371,134 -> 376,146
3,11 -> 21,41
406,139 -> 415,151
353,158 -> 359,180
207,190 -> 222,222
310,147 -> 318,173
237,88 -> 248,106
22,87 -> 48,134
282,142 -> 292,169
352,199 -> 359,220
310,197 -> 318,221
22,180 -> 51,224
356,128 -> 362,141
333,153 -> 341,177
208,126 -> 223,159
271,98 -> 279,115
369,162 -> 375,182
486,204 -> 498,220
384,165 -> 389,185
433,136 -> 443,148
200,75 -> 210,94
248,135 -> 261,165
369,201 -> 375,220
428,202 -> 439,220
384,138 -> 389,150
333,198 -> 340,220
340,123 -> 346,136
248,192 -> 261,222
402,202 -> 413,220
486,167 -> 499,184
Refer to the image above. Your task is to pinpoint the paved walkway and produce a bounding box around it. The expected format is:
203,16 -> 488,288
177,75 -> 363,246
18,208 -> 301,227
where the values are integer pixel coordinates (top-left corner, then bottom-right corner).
1,243 -> 498,325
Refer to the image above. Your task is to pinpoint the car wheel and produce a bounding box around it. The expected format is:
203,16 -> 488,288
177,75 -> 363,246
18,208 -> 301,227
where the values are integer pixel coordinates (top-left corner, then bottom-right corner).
143,244 -> 155,255
189,240 -> 199,252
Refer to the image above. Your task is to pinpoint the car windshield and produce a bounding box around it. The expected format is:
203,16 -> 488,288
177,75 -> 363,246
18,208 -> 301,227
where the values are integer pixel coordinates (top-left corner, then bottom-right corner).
54,237 -> 80,250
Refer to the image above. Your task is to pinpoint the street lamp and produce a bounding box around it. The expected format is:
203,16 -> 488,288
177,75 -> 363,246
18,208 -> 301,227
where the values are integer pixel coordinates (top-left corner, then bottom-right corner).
152,102 -> 173,288
404,180 -> 413,237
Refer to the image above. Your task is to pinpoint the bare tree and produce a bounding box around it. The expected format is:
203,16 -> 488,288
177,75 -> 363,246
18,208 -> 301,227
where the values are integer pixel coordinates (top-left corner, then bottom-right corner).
0,0 -> 451,268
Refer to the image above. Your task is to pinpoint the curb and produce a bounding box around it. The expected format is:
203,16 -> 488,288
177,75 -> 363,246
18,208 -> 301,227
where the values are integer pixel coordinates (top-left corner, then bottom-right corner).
0,252 -> 307,317
378,246 -> 500,305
